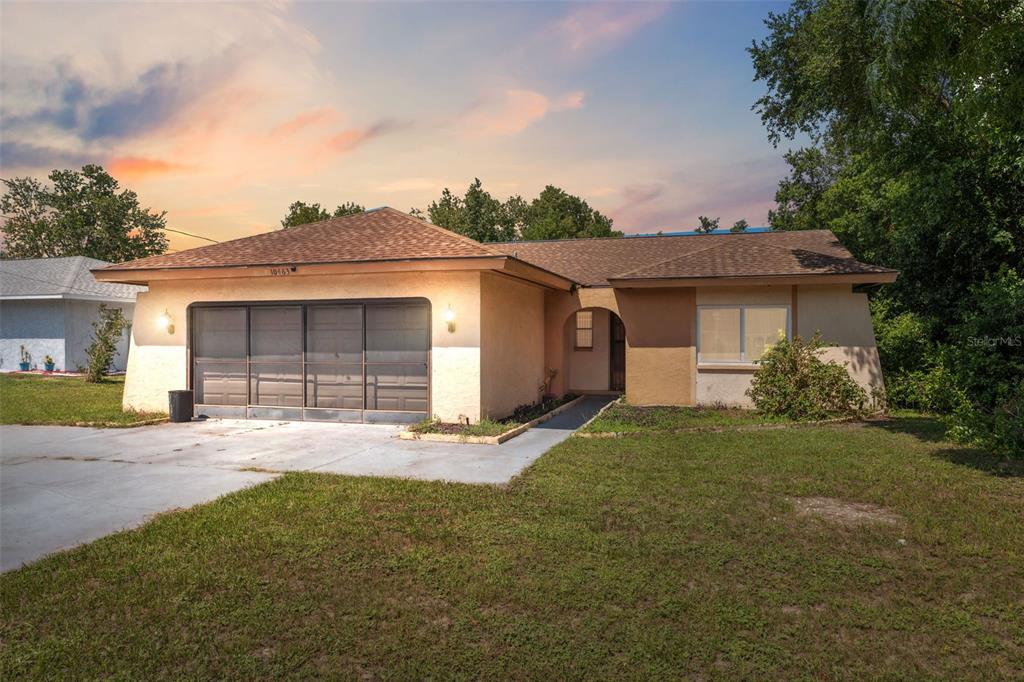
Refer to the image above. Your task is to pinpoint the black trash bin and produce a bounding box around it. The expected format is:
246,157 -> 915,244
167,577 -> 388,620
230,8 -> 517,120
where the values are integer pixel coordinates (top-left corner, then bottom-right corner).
168,390 -> 194,423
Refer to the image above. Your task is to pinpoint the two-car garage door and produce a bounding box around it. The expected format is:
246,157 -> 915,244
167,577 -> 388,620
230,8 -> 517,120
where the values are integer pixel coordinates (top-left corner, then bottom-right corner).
190,299 -> 429,423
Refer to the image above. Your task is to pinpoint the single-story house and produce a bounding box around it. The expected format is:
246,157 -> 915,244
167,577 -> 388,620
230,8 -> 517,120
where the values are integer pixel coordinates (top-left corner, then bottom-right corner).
1,256 -> 145,373
93,207 -> 897,423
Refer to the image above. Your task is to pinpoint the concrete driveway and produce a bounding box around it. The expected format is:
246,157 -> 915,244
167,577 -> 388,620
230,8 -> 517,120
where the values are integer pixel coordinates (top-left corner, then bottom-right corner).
0,395 -> 612,572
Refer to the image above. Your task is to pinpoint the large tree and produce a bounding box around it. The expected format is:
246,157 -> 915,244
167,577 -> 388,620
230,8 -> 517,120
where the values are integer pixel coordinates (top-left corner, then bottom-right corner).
280,201 -> 364,228
751,0 -> 1022,319
426,179 -> 519,242
750,0 -> 1024,453
426,179 -> 620,242
520,185 -> 620,241
1,165 -> 168,262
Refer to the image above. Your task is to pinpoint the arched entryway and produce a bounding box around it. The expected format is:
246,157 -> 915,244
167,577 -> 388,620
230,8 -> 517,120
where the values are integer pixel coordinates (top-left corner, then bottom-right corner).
561,307 -> 626,394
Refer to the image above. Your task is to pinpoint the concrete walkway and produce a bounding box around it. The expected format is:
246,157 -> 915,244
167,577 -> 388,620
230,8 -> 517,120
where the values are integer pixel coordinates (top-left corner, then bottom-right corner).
0,395 -> 612,571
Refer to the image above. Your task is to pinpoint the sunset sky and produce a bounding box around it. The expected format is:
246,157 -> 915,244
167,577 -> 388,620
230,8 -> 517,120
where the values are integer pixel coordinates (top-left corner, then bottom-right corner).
1,1 -> 792,251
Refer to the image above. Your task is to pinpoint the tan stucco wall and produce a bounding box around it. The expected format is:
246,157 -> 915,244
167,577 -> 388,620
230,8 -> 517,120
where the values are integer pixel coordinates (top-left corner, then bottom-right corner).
123,271 -> 483,422
566,307 -> 611,392
698,285 -> 791,306
694,284 -> 884,406
479,273 -> 546,420
797,284 -> 884,394
543,286 -> 697,406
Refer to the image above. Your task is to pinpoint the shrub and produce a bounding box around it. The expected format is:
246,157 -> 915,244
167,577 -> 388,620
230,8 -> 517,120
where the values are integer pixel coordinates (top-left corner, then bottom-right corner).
945,378 -> 1024,458
747,333 -> 868,420
883,362 -> 967,415
871,297 -> 935,373
85,304 -> 129,383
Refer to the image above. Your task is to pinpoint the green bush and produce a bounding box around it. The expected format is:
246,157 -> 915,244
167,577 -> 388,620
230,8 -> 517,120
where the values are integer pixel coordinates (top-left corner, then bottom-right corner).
883,363 -> 967,415
85,304 -> 129,383
939,268 -> 1024,457
871,297 -> 935,373
945,379 -> 1023,458
747,333 -> 868,421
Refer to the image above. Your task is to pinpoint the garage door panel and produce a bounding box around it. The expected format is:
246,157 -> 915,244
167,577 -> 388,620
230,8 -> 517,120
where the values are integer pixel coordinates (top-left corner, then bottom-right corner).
366,363 -> 428,412
194,308 -> 246,361
366,303 -> 429,364
194,363 -> 247,405
307,305 -> 362,363
250,363 -> 303,407
250,306 -> 302,362
306,364 -> 363,409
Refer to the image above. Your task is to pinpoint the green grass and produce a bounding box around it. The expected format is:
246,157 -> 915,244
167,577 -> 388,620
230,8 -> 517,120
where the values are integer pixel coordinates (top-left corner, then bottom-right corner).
583,401 -> 790,433
0,374 -> 165,426
2,417 -> 1023,678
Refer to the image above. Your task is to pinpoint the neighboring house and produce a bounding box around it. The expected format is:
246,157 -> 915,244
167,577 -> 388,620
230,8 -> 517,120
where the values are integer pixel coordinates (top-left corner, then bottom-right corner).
93,207 -> 897,423
1,257 -> 145,373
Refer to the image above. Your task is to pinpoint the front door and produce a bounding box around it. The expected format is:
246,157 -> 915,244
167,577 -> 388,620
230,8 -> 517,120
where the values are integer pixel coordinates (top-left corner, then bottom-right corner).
610,313 -> 625,392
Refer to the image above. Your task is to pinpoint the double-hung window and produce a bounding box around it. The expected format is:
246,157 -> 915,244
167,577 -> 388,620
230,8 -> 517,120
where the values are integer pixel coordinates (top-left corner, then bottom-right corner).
697,305 -> 789,364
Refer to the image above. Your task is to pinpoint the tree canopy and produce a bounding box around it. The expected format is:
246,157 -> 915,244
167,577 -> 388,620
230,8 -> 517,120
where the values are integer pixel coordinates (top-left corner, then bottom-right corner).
750,0 -> 1024,454
280,201 -> 364,228
0,165 -> 168,262
695,216 -> 720,234
424,179 -> 621,242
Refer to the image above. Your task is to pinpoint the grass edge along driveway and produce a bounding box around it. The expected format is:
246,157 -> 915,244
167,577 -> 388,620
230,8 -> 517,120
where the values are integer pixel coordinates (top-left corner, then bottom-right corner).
0,374 -> 164,426
2,416 -> 1022,679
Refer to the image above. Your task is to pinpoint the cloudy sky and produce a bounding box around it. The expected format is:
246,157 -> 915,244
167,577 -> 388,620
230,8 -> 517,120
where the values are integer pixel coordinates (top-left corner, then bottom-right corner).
1,1 -> 791,250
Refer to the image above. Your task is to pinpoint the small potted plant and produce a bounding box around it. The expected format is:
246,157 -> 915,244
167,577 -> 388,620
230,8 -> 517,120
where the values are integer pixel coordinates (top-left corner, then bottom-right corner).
19,345 -> 31,371
43,355 -> 55,372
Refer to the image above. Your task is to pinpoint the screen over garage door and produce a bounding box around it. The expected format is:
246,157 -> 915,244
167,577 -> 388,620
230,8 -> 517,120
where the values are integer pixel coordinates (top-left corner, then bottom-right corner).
191,299 -> 429,424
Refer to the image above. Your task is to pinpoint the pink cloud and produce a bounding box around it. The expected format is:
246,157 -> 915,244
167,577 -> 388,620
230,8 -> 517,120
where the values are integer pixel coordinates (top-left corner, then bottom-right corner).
614,183 -> 665,213
554,90 -> 586,111
552,3 -> 670,57
108,156 -> 191,181
322,120 -> 405,156
460,89 -> 585,136
268,107 -> 341,138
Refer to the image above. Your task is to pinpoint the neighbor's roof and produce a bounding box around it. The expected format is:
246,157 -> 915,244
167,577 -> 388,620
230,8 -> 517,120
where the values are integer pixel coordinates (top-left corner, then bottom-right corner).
99,207 -> 502,271
0,256 -> 146,301
493,229 -> 896,285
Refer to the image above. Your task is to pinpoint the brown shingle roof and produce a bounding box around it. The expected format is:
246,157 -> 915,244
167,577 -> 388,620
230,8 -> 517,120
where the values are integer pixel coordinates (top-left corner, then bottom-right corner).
99,208 -> 895,286
100,207 -> 500,271
612,240 -> 896,281
492,230 -> 896,285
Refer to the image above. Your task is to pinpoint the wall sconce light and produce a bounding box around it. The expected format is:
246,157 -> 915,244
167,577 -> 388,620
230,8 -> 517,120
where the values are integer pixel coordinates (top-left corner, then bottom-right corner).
157,309 -> 175,335
443,306 -> 456,333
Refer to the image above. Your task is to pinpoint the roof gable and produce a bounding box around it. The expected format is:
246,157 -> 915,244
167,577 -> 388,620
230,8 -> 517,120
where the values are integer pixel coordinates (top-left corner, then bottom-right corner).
101,207 -> 500,272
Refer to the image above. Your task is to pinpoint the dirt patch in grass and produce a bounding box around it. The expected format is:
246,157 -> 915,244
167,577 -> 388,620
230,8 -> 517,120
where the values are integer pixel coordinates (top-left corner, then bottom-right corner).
790,496 -> 904,526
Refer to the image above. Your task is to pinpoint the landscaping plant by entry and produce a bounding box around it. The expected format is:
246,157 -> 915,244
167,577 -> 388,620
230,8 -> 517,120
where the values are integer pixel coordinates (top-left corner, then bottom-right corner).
405,394 -> 581,444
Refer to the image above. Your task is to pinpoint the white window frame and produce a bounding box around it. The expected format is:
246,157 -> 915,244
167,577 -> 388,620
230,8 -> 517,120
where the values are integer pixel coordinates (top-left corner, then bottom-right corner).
696,304 -> 791,365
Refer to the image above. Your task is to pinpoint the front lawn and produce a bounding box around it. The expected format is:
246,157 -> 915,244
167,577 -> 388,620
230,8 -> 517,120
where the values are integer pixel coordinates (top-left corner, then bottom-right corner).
583,401 -> 790,433
0,374 -> 165,426
2,417 -> 1022,678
